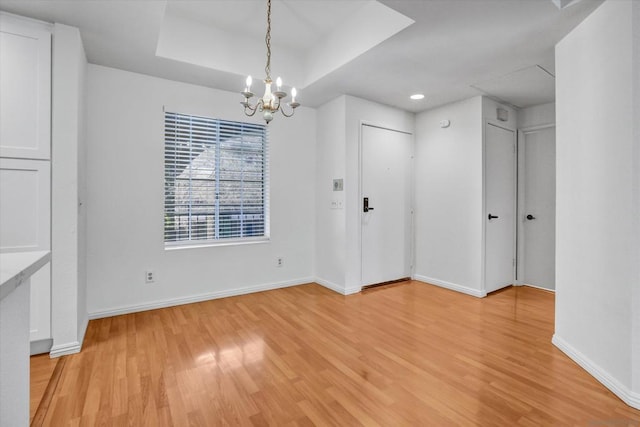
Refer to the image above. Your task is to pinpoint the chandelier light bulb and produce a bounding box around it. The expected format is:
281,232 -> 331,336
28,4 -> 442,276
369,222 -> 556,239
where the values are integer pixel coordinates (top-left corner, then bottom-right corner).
276,77 -> 282,90
263,80 -> 273,107
291,87 -> 297,102
246,75 -> 252,90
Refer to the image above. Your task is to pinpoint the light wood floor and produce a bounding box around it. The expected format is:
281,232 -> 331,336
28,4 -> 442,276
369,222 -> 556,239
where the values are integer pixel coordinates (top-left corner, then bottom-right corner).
32,282 -> 640,426
30,353 -> 59,423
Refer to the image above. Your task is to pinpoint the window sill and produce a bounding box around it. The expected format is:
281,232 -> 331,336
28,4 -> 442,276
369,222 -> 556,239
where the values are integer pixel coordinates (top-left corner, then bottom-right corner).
164,237 -> 270,251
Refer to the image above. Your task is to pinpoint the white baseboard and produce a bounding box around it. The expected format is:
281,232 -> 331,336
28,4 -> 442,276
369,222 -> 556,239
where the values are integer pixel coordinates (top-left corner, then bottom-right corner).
413,275 -> 486,298
315,278 -> 361,295
30,338 -> 52,356
344,286 -> 362,295
88,277 -> 314,320
50,341 -> 81,358
522,283 -> 555,292
552,334 -> 640,410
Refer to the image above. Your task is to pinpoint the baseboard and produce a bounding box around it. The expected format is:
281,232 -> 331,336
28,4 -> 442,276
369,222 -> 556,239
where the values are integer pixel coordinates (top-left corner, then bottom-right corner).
552,334 -> 640,410
314,278 -> 361,295
30,338 -> 52,355
88,277 -> 314,320
45,318 -> 89,358
522,283 -> 555,293
412,275 -> 486,298
49,341 -> 81,358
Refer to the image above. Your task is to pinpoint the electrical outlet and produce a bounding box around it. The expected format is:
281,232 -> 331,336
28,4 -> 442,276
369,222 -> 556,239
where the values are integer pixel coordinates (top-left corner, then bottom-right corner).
276,257 -> 284,268
145,270 -> 155,283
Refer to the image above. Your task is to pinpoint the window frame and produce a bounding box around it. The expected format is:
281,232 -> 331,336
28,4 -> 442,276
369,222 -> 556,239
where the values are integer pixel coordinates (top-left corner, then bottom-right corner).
163,111 -> 270,249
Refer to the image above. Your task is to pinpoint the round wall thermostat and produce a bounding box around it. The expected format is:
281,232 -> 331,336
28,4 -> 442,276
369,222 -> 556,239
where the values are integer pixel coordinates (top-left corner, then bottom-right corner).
439,119 -> 451,128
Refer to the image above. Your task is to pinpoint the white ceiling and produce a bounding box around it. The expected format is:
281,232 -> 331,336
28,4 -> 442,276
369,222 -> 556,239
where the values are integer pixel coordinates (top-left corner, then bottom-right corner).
472,65 -> 556,109
0,0 -> 603,112
167,1 -> 372,52
156,1 -> 413,89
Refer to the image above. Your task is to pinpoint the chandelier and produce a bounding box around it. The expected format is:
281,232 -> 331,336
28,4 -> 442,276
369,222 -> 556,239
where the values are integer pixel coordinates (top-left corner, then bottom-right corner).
241,0 -> 300,123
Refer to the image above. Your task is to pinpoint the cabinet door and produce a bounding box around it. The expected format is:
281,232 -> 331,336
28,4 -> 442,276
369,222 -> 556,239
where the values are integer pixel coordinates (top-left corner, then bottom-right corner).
0,158 -> 51,341
0,14 -> 51,160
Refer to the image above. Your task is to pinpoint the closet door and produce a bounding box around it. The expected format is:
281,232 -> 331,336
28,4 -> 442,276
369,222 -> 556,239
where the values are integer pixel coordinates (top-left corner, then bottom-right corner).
0,13 -> 51,160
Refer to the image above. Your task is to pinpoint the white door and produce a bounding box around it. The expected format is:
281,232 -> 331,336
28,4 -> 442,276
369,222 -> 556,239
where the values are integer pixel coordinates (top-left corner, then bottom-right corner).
361,125 -> 412,286
485,123 -> 516,293
521,127 -> 556,290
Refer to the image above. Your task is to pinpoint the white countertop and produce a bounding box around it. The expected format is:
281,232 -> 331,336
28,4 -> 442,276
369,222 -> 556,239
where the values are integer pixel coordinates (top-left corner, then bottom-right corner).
0,251 -> 50,301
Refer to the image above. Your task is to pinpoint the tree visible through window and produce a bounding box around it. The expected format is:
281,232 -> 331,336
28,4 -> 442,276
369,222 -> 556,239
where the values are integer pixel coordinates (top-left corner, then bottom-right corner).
164,112 -> 268,245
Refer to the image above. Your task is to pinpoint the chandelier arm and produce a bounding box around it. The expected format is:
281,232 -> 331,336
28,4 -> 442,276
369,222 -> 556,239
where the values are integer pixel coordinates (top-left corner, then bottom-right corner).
280,104 -> 296,117
243,99 -> 264,116
244,105 -> 259,117
243,100 -> 257,111
264,0 -> 272,80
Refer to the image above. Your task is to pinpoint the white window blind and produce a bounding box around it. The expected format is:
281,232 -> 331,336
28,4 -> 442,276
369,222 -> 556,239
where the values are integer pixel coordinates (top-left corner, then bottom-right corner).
164,112 -> 269,246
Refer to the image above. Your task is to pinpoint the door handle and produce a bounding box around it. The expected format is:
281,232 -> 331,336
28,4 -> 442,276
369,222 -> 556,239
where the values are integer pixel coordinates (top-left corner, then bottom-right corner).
488,214 -> 499,220
363,197 -> 375,212
526,214 -> 536,220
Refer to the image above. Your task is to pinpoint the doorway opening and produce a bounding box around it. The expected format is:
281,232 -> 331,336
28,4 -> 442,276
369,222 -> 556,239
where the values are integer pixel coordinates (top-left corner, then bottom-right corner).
516,125 -> 556,291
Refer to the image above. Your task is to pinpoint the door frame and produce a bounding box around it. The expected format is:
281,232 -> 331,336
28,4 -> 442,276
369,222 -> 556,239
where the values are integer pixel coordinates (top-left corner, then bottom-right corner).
516,124 -> 556,289
482,121 -> 517,294
358,122 -> 415,287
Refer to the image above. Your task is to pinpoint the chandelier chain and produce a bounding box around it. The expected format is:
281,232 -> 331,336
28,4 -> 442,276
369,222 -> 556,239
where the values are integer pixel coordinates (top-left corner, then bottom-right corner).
265,0 -> 272,80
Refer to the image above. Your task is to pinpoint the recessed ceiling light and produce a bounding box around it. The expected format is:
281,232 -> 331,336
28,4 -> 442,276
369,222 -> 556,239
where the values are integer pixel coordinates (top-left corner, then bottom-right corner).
410,94 -> 425,100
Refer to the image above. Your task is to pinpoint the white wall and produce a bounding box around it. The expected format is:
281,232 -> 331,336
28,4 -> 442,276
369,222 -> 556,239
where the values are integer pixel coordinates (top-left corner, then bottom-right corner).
76,32 -> 88,347
482,97 -> 518,131
555,0 -> 639,408
315,96 -> 347,289
414,97 -> 484,295
85,65 -> 316,317
50,23 -> 88,356
633,0 -> 640,396
517,102 -> 555,129
314,95 -> 414,294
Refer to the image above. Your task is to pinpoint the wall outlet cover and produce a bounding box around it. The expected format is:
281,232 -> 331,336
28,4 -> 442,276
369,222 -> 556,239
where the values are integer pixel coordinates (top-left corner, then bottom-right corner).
145,271 -> 154,283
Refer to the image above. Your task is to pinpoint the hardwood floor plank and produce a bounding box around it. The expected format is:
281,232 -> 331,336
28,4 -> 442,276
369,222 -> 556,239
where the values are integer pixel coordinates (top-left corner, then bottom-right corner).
32,282 -> 640,425
30,355 -> 63,426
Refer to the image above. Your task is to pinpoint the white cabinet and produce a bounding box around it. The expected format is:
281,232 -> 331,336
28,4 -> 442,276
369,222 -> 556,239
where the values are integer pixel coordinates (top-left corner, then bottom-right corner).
0,159 -> 51,342
0,13 -> 52,350
0,159 -> 50,252
0,14 -> 51,160
0,251 -> 50,426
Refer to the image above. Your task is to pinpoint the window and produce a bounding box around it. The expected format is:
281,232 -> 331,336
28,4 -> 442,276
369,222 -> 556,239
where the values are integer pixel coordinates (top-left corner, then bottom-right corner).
164,112 -> 268,246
